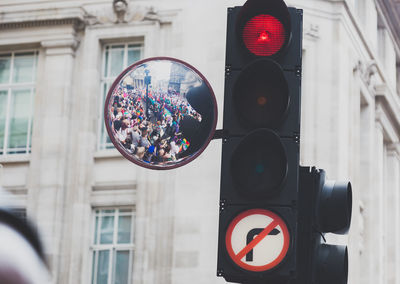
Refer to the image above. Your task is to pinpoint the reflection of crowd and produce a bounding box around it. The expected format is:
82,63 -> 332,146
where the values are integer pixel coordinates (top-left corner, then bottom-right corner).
109,84 -> 201,164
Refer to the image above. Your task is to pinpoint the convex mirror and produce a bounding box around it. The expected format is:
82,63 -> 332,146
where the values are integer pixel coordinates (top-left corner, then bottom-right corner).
104,57 -> 218,170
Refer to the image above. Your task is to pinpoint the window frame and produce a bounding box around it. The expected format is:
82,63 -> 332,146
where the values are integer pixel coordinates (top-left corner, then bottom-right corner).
97,43 -> 144,151
0,50 -> 38,156
90,207 -> 135,284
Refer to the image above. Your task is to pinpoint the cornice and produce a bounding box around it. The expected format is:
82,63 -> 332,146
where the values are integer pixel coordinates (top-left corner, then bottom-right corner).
0,18 -> 84,30
0,7 -> 86,30
0,5 -> 179,31
322,0 -> 400,49
375,0 -> 400,59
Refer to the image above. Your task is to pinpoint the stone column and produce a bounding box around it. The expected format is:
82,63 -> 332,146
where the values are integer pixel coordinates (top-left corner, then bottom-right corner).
27,36 -> 78,283
358,96 -> 375,284
55,29 -> 101,284
386,145 -> 400,284
370,124 -> 385,284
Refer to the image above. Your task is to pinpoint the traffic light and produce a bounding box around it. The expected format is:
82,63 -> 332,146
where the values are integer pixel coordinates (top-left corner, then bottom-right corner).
217,0 -> 302,282
297,167 -> 352,284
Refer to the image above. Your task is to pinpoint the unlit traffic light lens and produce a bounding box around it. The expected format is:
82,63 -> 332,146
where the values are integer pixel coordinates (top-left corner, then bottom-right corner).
230,129 -> 287,198
233,59 -> 289,128
242,14 -> 286,56
316,245 -> 348,284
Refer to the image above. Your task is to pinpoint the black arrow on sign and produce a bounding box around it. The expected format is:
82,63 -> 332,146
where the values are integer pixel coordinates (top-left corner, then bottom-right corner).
245,227 -> 280,261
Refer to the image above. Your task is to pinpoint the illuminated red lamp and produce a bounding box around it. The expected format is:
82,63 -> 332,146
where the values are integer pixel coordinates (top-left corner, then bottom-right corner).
242,14 -> 286,56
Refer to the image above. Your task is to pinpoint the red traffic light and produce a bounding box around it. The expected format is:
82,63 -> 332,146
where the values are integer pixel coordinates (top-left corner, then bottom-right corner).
237,0 -> 291,57
242,14 -> 286,56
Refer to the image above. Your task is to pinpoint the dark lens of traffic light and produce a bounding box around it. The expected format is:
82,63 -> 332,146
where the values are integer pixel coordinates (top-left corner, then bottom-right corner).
242,14 -> 286,56
230,129 -> 287,198
233,59 -> 289,128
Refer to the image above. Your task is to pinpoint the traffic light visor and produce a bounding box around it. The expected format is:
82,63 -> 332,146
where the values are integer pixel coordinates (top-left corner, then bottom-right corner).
230,129 -> 288,198
316,245 -> 348,284
318,181 -> 352,234
233,59 -> 289,128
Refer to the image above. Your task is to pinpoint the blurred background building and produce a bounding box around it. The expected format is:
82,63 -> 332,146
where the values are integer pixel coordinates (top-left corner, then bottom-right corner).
0,0 -> 399,283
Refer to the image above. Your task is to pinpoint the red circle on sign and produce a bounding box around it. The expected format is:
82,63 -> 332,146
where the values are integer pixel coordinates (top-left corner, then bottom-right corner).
225,209 -> 290,272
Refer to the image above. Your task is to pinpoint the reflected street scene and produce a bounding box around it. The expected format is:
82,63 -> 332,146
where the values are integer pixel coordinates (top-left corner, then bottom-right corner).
105,58 -> 217,170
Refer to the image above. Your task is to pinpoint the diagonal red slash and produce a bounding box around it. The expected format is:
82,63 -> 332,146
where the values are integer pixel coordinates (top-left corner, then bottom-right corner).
233,219 -> 280,262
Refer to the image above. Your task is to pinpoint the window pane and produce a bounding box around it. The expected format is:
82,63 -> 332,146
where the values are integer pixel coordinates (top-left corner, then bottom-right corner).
101,82 -> 114,150
0,55 -> 11,84
114,250 -> 130,284
127,49 -> 141,65
7,89 -> 30,151
109,48 -> 124,77
105,133 -> 113,148
13,54 -> 35,83
96,250 -> 110,284
104,47 -> 109,78
101,82 -> 109,147
94,216 -> 99,244
91,252 -> 96,284
0,90 -> 7,152
118,216 -> 132,244
100,215 -> 114,244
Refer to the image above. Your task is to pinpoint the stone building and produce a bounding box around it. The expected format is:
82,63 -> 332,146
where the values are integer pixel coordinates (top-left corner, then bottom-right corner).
0,0 -> 399,283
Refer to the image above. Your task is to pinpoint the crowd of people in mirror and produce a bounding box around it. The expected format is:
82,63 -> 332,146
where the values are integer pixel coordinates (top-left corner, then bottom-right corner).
109,84 -> 202,164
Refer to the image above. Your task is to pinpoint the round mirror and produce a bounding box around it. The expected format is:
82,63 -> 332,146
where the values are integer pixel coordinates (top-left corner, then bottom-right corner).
104,57 -> 218,170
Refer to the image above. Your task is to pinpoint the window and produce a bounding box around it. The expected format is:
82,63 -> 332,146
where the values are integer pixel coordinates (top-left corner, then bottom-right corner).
0,51 -> 37,155
98,43 -> 143,150
91,208 -> 135,284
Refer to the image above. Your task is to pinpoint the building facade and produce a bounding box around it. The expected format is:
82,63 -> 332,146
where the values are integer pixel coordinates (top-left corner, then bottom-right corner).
0,0 -> 399,283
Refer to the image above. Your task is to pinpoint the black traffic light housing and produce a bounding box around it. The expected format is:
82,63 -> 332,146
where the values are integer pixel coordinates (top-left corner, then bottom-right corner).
217,0 -> 303,283
297,167 -> 352,284
217,0 -> 352,283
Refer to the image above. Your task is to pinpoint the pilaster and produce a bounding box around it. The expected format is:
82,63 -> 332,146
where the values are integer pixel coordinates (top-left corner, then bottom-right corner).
27,35 -> 78,283
385,144 -> 400,284
371,123 -> 384,283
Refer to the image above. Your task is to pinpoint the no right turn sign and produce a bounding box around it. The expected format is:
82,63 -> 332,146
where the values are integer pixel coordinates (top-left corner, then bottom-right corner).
225,209 -> 290,272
